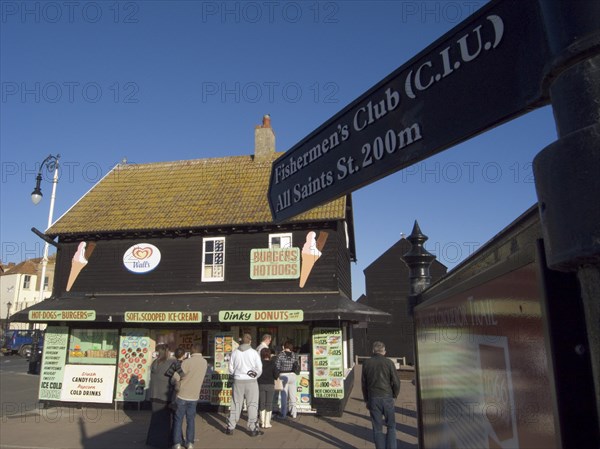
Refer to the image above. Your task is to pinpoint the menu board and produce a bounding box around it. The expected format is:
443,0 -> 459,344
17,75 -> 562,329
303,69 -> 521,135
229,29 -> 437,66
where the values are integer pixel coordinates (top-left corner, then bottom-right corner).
312,328 -> 344,399
296,353 -> 311,410
38,326 -> 69,400
210,332 -> 236,406
114,328 -> 153,402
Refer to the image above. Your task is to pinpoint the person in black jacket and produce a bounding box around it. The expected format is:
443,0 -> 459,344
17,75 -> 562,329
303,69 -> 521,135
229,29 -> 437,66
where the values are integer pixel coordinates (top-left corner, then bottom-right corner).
258,348 -> 279,428
361,341 -> 400,449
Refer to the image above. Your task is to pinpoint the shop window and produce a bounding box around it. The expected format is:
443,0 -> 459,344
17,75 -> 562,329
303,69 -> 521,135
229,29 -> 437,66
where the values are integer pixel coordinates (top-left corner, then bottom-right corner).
269,233 -> 292,249
23,275 -> 31,289
68,329 -> 119,364
202,237 -> 225,282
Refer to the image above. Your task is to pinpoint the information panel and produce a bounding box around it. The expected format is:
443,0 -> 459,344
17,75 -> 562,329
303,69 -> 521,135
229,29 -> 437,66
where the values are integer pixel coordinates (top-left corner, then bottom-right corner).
414,263 -> 557,448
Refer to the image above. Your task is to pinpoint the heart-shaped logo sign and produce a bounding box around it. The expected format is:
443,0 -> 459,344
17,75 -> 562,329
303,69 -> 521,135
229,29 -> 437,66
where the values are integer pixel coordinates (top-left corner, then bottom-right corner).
132,247 -> 153,260
123,243 -> 161,274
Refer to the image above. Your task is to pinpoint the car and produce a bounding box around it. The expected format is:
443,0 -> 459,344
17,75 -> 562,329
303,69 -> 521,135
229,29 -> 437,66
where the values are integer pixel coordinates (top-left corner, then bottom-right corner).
1,329 -> 44,357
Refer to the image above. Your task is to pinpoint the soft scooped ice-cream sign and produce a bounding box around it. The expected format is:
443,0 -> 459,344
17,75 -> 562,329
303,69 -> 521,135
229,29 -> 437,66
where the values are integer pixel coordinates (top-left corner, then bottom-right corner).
123,243 -> 161,273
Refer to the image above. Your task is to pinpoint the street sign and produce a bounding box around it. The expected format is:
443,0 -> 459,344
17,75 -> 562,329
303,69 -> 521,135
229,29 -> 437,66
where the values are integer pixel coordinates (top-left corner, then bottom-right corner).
268,0 -> 550,222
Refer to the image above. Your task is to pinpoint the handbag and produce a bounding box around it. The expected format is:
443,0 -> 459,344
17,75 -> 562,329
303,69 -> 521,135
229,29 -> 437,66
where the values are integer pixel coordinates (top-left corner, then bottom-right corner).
274,378 -> 284,391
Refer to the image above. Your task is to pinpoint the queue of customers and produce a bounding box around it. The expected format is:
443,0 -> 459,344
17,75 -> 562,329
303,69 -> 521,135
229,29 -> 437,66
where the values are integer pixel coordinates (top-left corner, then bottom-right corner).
146,333 -> 301,449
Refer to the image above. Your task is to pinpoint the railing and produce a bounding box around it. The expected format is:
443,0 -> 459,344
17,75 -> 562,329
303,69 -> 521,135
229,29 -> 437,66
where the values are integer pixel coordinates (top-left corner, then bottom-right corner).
354,355 -> 408,370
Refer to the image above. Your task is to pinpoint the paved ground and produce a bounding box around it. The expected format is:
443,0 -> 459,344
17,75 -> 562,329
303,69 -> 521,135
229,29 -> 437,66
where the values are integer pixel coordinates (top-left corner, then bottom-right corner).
0,363 -> 418,449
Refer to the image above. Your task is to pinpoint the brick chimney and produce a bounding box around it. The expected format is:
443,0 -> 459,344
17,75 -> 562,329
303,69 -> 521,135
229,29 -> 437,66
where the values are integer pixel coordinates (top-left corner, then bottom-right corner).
254,114 -> 275,161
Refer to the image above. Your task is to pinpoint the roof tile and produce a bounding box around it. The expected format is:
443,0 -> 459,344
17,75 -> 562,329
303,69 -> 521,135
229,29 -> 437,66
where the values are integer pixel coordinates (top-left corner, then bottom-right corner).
48,153 -> 346,236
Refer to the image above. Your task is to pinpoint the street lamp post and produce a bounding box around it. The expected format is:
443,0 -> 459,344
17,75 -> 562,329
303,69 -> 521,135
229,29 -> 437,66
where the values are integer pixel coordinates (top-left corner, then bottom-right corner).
29,154 -> 60,374
4,301 -> 11,333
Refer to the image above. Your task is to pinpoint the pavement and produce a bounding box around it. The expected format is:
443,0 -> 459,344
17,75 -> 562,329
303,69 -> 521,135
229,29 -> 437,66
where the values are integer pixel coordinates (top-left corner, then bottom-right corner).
0,365 -> 418,449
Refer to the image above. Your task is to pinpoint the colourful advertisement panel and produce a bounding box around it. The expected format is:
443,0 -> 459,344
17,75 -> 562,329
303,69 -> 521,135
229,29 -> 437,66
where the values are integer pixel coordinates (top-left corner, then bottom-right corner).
38,326 -> 69,401
414,263 -> 557,448
210,332 -> 236,406
114,328 -> 153,402
296,353 -> 311,410
312,328 -> 344,399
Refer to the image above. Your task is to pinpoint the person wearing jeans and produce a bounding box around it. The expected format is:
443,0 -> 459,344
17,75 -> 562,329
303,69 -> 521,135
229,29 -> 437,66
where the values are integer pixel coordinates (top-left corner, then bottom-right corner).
172,397 -> 198,449
361,341 -> 400,449
275,340 -> 299,419
171,343 -> 208,449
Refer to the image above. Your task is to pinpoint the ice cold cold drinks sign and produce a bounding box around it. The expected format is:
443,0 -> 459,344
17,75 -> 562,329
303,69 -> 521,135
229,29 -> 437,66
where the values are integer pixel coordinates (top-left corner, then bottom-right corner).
123,243 -> 161,273
269,0 -> 551,222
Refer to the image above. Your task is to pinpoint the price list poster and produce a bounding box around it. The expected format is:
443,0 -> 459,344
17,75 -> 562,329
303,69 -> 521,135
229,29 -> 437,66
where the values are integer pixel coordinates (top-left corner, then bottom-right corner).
312,328 -> 344,399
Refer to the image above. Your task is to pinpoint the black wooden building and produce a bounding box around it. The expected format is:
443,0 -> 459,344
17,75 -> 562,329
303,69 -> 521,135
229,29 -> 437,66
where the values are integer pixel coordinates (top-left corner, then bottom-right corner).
15,116 -> 389,415
354,238 -> 446,363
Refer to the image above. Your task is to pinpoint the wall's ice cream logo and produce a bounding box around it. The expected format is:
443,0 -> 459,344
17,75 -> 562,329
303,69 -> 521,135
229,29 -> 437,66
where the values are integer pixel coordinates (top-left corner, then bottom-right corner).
123,243 -> 161,273
66,241 -> 96,291
299,231 -> 328,288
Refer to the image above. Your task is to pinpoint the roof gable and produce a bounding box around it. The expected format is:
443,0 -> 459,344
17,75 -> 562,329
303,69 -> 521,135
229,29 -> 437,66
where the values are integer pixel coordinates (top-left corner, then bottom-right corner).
48,153 -> 347,236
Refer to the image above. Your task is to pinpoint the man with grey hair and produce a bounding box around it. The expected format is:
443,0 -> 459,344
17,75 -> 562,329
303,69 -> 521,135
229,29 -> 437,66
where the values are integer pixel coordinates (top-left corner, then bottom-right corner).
361,341 -> 400,449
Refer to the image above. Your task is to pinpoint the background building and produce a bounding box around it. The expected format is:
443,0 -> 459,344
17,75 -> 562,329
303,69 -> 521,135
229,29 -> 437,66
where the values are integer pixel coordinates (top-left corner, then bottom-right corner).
354,238 -> 446,363
1,256 -> 55,331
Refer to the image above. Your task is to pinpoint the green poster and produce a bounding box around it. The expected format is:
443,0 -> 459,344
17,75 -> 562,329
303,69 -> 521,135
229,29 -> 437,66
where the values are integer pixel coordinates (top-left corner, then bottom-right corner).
312,327 -> 344,399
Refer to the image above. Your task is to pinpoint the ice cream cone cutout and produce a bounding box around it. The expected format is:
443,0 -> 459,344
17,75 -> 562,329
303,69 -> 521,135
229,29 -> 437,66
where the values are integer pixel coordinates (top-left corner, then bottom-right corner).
66,241 -> 95,291
299,231 -> 328,288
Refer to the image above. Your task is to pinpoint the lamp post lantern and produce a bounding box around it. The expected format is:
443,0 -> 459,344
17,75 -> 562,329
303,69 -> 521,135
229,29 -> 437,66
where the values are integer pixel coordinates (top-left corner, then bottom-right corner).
29,154 -> 60,374
31,154 -> 60,302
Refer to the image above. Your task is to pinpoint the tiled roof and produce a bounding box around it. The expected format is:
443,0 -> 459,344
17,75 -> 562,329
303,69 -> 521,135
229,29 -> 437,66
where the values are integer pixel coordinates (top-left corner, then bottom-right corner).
0,260 -> 38,276
47,152 -> 347,236
0,256 -> 54,276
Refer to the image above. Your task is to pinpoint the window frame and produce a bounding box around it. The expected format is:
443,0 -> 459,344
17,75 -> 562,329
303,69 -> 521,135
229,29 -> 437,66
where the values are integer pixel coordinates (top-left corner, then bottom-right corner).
269,233 -> 293,249
23,275 -> 31,289
202,236 -> 226,282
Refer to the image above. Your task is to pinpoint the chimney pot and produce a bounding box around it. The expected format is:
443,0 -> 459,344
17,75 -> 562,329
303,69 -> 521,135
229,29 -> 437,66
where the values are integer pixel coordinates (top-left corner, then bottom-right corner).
255,114 -> 275,161
262,114 -> 271,128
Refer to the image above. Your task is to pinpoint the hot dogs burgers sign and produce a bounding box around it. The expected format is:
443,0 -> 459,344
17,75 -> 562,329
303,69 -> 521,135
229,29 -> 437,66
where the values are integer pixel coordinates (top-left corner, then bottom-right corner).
123,243 -> 161,273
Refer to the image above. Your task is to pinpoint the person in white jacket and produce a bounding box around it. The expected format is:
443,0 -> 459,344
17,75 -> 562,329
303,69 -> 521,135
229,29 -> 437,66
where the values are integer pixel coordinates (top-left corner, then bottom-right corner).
225,333 -> 263,436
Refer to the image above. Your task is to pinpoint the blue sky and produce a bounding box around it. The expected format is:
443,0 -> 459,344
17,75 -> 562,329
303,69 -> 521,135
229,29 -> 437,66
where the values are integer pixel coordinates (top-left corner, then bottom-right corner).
1,1 -> 557,299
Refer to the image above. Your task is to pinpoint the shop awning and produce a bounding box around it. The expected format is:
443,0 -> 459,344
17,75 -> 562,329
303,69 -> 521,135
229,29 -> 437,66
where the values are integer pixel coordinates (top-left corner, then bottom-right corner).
11,293 -> 391,324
